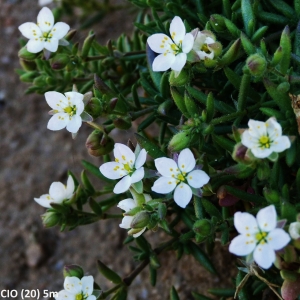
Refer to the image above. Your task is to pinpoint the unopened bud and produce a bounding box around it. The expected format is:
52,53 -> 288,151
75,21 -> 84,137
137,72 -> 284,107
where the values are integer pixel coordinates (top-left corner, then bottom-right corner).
130,211 -> 150,229
65,29 -> 77,42
193,219 -> 212,237
19,59 -> 36,71
20,71 -> 39,83
246,53 -> 267,77
168,130 -> 196,152
18,46 -> 39,61
81,33 -> 95,60
85,97 -> 102,118
263,187 -> 280,204
86,130 -> 114,156
113,117 -> 132,130
51,54 -> 70,70
41,211 -> 60,228
63,264 -> 84,279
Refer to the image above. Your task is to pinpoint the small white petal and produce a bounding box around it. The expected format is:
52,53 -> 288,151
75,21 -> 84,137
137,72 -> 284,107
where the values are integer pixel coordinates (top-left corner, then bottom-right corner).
193,32 -> 206,51
49,182 -> 67,202
99,162 -> 127,180
234,212 -> 258,234
19,22 -> 42,39
135,149 -> 147,169
64,276 -> 81,294
196,50 -> 214,60
37,7 -> 54,32
45,91 -> 68,110
65,91 -> 84,103
266,117 -> 282,137
248,119 -> 267,137
86,296 -> 96,300
133,227 -> 146,238
56,290 -> 73,300
256,205 -> 277,232
182,33 -> 194,53
289,222 -> 300,240
253,242 -> 275,269
81,276 -> 94,297
266,228 -> 290,250
114,175 -> 132,194
44,38 -> 59,52
50,22 -> 70,39
229,234 -> 256,256
34,194 -> 53,208
187,170 -> 210,188
154,157 -> 179,177
271,136 -> 291,153
114,143 -> 135,166
120,216 -> 133,229
171,52 -> 187,72
241,130 -> 256,149
169,16 -> 186,44
178,148 -> 196,173
26,39 -> 45,53
65,175 -> 75,198
173,182 -> 192,208
131,168 -> 144,183
118,198 -> 136,212
151,177 -> 177,194
47,113 -> 69,131
66,115 -> 82,133
152,53 -> 176,72
251,147 -> 272,158
147,34 -> 172,53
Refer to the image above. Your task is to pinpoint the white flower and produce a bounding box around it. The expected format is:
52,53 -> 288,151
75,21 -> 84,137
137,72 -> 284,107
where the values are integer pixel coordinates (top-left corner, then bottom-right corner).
55,276 -> 96,300
99,144 -> 147,194
45,91 -> 84,133
118,193 -> 151,238
192,30 -> 217,60
289,222 -> 300,240
18,7 -> 69,53
34,175 -> 75,208
147,16 -> 194,74
229,205 -> 291,269
241,117 -> 291,158
151,148 -> 210,208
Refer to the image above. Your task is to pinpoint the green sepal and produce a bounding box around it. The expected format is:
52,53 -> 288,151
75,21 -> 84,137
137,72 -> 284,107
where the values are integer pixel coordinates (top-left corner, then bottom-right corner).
279,26 -> 291,74
81,32 -> 96,60
240,32 -> 255,55
241,0 -> 255,37
131,180 -> 143,194
170,87 -> 189,117
97,259 -> 122,284
251,26 -> 268,43
81,170 -> 95,194
170,286 -> 180,300
184,90 -> 199,116
89,198 -> 102,216
217,39 -> 241,69
271,46 -> 283,67
63,264 -> 84,279
202,199 -> 222,220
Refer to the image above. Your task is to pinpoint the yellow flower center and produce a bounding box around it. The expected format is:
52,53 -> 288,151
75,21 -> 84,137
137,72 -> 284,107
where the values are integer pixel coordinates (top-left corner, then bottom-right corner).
76,294 -> 83,300
123,163 -> 131,172
201,44 -> 211,53
42,31 -> 53,42
177,174 -> 185,181
255,231 -> 267,242
64,105 -> 77,116
259,135 -> 271,149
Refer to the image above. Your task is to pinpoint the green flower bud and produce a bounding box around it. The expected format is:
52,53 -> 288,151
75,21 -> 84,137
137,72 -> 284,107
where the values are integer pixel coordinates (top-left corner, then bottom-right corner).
81,33 -> 95,60
277,82 -> 290,93
113,117 -> 132,130
19,59 -> 36,71
63,264 -> 84,279
41,211 -> 60,228
130,211 -> 150,229
85,97 -> 102,118
86,130 -> 114,156
33,75 -> 47,87
65,29 -> 77,42
169,69 -> 189,86
280,270 -> 298,282
51,54 -> 70,70
18,46 -> 39,61
263,187 -> 280,204
193,219 -> 212,237
20,71 -> 39,83
168,130 -> 197,152
246,53 -> 267,77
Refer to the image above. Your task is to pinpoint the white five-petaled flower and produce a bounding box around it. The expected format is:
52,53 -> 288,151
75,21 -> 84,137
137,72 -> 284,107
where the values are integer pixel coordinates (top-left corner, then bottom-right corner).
18,7 -> 69,53
229,205 -> 291,269
118,193 -> 151,238
147,16 -> 194,74
241,117 -> 291,158
151,148 -> 210,208
99,144 -> 147,194
55,276 -> 96,300
192,30 -> 218,60
34,175 -> 75,208
45,91 -> 84,133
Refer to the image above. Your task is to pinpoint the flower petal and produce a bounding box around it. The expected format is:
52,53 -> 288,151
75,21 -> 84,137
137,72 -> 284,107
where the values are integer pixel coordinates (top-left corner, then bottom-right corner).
64,276 -> 81,294
49,182 -> 66,201
44,38 -> 59,52
229,234 -> 256,256
118,198 -> 136,212
99,162 -> 127,180
253,242 -> 275,269
196,50 -> 214,60
248,119 -> 267,137
120,216 -> 133,229
152,53 -> 176,72
81,276 -> 94,297
66,115 -> 82,133
257,205 -> 277,232
19,22 -> 42,39
131,167 -> 144,183
241,130 -> 256,149
50,22 -> 70,39
45,91 -> 67,110
114,143 -> 135,167
147,34 -> 172,53
86,296 -> 96,300
65,175 -> 75,198
26,39 -> 45,53
169,16 -> 185,44
34,194 -> 53,208
173,182 -> 192,208
271,136 -> 291,153
193,32 -> 206,51
151,177 -> 177,194
56,290 -> 74,300
133,227 -> 146,238
154,157 -> 179,177
234,212 -> 258,234
47,113 -> 69,131
182,33 -> 194,53
267,228 -> 290,250
37,7 -> 54,32
171,53 -> 187,72
178,148 -> 196,173
187,170 -> 210,188
266,117 -> 282,137
114,175 -> 132,194
289,222 -> 300,240
251,147 -> 272,158
135,149 -> 147,169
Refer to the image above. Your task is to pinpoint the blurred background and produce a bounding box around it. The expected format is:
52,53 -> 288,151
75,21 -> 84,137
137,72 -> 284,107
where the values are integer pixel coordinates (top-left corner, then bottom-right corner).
0,0 -> 235,299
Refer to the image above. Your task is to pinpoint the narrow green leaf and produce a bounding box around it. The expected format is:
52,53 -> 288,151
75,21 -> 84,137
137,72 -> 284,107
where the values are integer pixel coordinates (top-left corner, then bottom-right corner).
97,260 -> 122,284
224,186 -> 265,204
202,199 -> 222,220
170,286 -> 180,300
135,133 -> 166,159
208,288 -> 235,297
192,292 -> 213,300
241,0 -> 255,36
82,160 -> 113,183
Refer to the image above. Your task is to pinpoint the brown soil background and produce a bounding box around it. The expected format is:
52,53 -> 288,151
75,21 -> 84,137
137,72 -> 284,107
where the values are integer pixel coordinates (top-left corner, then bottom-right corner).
0,0 -> 236,299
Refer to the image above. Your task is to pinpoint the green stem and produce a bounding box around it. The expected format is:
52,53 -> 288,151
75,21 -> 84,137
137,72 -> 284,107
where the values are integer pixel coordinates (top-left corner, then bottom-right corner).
101,284 -> 122,299
210,111 -> 246,125
129,106 -> 157,120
